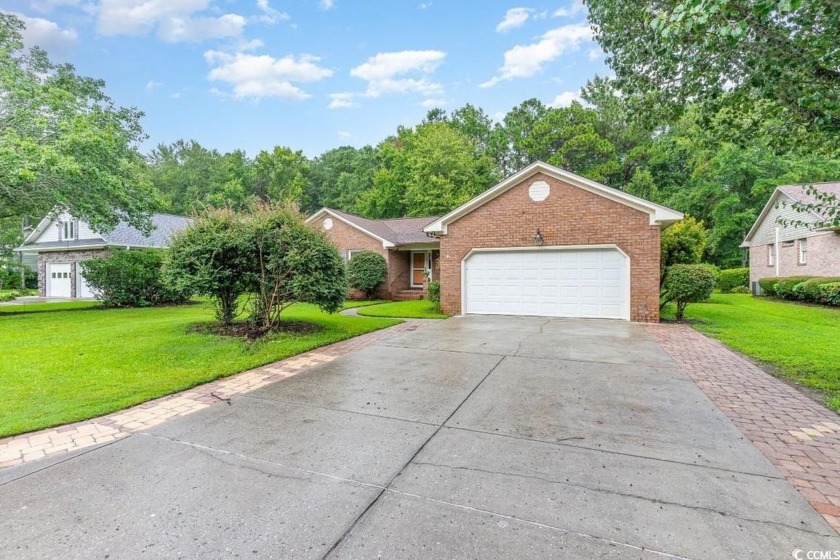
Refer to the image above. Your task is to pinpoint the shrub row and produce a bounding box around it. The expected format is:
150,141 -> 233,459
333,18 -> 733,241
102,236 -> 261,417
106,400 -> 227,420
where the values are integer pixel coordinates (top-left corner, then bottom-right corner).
81,249 -> 191,307
758,276 -> 840,306
717,268 -> 749,293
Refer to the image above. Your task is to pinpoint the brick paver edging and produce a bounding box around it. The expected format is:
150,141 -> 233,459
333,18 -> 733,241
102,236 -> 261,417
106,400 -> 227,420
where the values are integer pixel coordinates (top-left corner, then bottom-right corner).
0,321 -> 421,470
644,323 -> 840,534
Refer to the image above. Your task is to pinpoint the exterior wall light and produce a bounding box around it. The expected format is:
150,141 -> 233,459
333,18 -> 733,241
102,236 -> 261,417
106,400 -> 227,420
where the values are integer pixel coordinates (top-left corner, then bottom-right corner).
534,230 -> 544,246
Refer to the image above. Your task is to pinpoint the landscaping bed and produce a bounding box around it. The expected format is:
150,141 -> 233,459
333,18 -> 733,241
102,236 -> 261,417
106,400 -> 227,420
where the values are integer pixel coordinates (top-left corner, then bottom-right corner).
663,293 -> 840,413
0,301 -> 400,438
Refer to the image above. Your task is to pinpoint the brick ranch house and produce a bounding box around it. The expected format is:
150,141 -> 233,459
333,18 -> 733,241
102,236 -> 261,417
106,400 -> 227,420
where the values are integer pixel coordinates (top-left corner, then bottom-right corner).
310,161 -> 684,322
741,183 -> 840,293
16,211 -> 191,298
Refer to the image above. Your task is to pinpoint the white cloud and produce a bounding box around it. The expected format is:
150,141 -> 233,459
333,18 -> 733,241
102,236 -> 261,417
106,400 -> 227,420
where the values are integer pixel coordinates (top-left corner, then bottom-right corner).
350,50 -> 446,98
337,130 -> 352,138
553,0 -> 586,17
12,13 -> 78,53
481,24 -> 591,87
204,50 -> 332,100
145,80 -> 163,91
254,0 -> 289,24
29,0 -> 79,13
97,0 -> 246,43
496,7 -> 531,32
587,48 -> 603,61
420,98 -> 446,108
418,2 -> 432,9
319,0 -> 335,10
327,92 -> 358,109
549,90 -> 581,108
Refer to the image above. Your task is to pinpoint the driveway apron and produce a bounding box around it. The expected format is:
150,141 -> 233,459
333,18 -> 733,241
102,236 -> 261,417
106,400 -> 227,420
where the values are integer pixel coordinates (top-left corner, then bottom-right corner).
1,316 -> 838,559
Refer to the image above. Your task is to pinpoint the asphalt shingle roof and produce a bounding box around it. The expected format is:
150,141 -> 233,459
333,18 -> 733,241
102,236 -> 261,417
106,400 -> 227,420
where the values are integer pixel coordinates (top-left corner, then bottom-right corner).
778,183 -> 840,220
102,213 -> 193,247
325,209 -> 439,246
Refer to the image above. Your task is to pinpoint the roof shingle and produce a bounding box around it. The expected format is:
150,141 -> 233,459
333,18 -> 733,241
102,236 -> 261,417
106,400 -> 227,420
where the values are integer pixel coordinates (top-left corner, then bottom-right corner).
325,209 -> 439,246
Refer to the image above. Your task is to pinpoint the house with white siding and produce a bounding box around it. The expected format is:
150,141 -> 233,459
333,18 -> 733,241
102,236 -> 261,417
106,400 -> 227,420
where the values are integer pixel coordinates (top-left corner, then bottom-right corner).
741,183 -> 840,293
15,211 -> 191,298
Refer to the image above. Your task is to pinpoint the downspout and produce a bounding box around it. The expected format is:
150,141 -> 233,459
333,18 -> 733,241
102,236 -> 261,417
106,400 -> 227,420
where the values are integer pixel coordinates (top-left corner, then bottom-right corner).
775,226 -> 780,277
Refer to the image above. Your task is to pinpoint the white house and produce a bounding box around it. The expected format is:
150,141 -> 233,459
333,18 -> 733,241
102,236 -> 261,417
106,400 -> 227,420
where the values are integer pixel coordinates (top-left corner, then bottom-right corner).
15,211 -> 191,298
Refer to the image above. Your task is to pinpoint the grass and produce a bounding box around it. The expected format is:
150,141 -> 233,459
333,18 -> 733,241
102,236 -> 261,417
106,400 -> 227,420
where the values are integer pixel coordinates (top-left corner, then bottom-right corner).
342,299 -> 390,309
0,301 -> 102,314
357,299 -> 450,319
663,293 -> 840,413
0,301 -> 400,438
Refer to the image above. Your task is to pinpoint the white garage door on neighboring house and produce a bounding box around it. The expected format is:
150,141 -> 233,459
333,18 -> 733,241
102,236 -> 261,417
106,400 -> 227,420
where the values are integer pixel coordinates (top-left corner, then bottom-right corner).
77,268 -> 95,299
46,263 -> 72,298
463,248 -> 629,320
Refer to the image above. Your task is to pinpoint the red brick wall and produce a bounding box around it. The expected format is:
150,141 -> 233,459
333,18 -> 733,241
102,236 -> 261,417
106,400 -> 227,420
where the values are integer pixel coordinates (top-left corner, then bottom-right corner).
438,172 -> 662,321
749,232 -> 840,287
313,216 -> 392,299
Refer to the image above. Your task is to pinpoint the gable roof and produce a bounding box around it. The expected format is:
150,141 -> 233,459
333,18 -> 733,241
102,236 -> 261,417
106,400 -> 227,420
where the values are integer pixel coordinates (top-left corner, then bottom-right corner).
741,183 -> 840,245
306,208 -> 440,248
423,161 -> 684,234
17,212 -> 192,252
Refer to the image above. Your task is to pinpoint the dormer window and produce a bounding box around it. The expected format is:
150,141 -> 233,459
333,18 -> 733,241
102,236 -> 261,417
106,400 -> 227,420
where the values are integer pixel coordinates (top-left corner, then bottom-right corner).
61,221 -> 76,241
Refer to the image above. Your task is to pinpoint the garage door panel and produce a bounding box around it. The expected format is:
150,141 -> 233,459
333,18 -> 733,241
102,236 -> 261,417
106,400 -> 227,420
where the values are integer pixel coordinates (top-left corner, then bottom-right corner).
464,248 -> 629,320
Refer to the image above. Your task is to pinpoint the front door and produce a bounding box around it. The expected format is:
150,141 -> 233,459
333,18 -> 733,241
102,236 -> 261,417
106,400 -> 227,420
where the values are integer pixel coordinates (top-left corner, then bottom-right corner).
410,251 -> 430,288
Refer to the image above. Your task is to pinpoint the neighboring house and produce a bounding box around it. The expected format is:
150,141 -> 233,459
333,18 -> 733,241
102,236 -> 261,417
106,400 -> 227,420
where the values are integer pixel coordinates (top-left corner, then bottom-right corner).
741,183 -> 840,292
15,211 -> 192,299
311,161 -> 683,322
306,208 -> 441,301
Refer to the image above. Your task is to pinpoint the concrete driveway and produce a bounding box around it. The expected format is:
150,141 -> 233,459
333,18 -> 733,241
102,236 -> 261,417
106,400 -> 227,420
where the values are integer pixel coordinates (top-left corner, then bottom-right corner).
2,316 -> 839,559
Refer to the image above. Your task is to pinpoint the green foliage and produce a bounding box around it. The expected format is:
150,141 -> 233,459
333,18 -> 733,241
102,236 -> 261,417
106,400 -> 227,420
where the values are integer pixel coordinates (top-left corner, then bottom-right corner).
166,209 -> 252,323
756,275 -> 840,306
661,264 -> 716,320
346,251 -> 387,298
357,122 -> 497,218
661,217 -> 708,271
167,205 -> 346,328
717,268 -> 750,293
81,250 -> 189,307
587,0 -> 840,136
818,283 -> 840,306
730,285 -> 751,294
0,14 -> 158,232
245,203 -> 347,330
427,280 -> 441,313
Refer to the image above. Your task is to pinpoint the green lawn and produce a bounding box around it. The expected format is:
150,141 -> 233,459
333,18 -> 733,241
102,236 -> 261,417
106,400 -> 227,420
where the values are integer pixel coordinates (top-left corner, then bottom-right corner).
342,299 -> 390,309
663,293 -> 840,413
0,301 -> 400,438
0,301 -> 102,314
357,299 -> 450,319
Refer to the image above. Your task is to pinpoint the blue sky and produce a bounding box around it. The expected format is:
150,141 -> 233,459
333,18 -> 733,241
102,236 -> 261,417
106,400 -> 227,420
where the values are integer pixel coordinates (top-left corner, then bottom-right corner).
5,0 -> 609,157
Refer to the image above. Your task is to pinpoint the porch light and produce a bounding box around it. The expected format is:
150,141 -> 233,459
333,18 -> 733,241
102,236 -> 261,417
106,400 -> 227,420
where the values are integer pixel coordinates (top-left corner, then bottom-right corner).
534,230 -> 544,246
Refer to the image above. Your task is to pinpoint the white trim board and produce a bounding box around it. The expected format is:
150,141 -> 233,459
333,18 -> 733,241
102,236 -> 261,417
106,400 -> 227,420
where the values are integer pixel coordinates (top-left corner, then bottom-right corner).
424,161 -> 683,234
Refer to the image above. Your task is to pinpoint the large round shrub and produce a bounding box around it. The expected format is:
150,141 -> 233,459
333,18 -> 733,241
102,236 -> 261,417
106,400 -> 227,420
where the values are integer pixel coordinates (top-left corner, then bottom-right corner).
662,264 -> 716,320
818,282 -> 840,306
717,268 -> 749,293
82,249 -> 190,307
346,250 -> 387,298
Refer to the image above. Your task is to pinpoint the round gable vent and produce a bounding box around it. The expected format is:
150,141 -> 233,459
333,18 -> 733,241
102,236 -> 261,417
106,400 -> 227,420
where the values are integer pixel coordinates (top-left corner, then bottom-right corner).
528,180 -> 550,202
323,217 -> 333,230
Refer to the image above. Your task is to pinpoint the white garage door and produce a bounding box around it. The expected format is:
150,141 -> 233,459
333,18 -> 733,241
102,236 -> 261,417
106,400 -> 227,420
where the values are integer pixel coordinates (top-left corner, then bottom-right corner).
464,248 -> 629,319
77,268 -> 95,299
47,263 -> 72,298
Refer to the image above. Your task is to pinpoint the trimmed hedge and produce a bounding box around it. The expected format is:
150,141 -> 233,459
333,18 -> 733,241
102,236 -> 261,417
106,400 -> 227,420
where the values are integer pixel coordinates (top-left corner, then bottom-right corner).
757,275 -> 840,306
82,249 -> 191,307
346,250 -> 387,299
717,268 -> 749,293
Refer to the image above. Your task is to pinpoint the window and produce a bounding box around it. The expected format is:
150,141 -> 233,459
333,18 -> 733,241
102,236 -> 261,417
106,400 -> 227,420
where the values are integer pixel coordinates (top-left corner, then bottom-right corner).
782,240 -> 795,247
768,244 -> 775,266
347,249 -> 363,261
60,221 -> 76,240
799,238 -> 808,265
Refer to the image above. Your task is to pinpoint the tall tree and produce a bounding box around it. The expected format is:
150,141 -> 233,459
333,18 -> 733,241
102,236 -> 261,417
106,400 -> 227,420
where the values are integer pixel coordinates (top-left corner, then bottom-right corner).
252,146 -> 310,206
0,13 -> 157,232
586,0 -> 840,135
